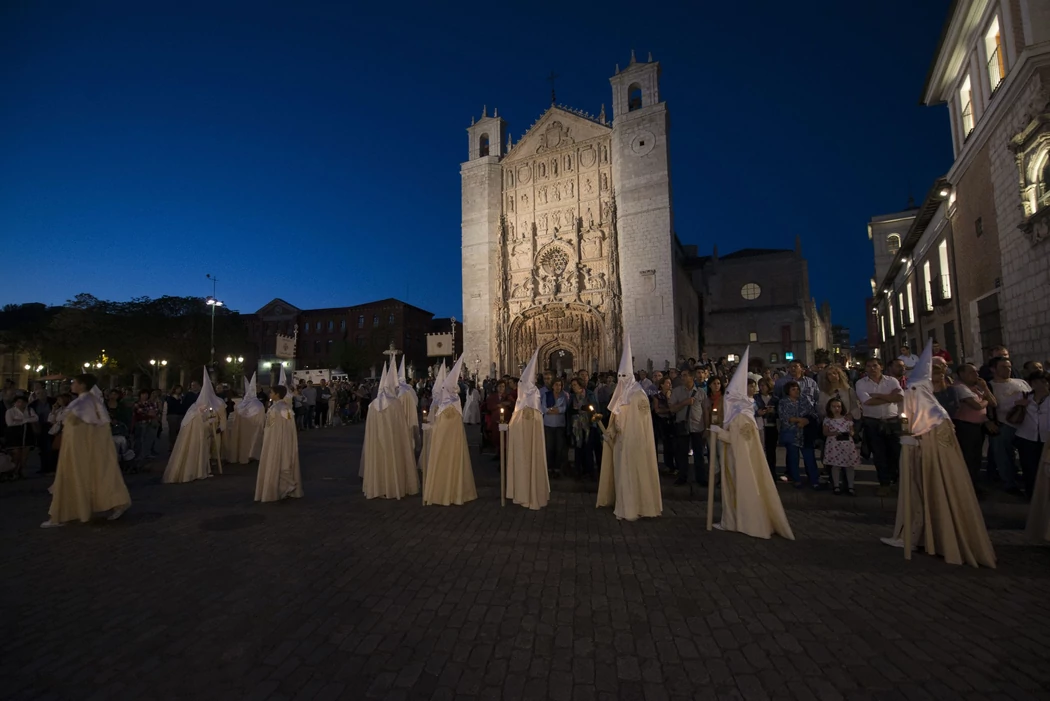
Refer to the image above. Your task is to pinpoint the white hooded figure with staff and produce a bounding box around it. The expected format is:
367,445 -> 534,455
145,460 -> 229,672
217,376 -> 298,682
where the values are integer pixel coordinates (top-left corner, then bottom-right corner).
506,348 -> 549,510
881,340 -> 995,567
254,380 -> 304,503
227,373 -> 265,464
710,346 -> 794,539
423,356 -> 477,506
360,360 -> 418,499
163,367 -> 227,483
397,355 -> 421,452
596,334 -> 662,521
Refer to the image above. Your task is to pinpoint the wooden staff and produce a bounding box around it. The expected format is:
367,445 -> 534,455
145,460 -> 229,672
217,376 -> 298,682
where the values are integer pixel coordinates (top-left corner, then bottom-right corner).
901,414 -> 912,561
420,410 -> 430,505
210,413 -> 223,475
707,428 -> 717,530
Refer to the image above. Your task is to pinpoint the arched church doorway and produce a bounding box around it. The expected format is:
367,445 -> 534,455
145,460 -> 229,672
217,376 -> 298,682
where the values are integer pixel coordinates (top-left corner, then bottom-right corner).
548,348 -> 574,376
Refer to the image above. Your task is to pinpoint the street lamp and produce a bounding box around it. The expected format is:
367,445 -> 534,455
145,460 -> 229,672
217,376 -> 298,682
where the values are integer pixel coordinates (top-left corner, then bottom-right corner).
206,295 -> 224,366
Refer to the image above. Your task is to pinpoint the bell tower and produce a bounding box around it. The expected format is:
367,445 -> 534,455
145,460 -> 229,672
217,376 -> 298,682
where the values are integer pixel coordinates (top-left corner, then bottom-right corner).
461,107 -> 507,378
609,51 -> 677,368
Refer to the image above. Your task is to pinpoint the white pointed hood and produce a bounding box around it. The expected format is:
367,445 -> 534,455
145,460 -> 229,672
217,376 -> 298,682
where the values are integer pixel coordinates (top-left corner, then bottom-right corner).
515,349 -> 542,412
434,356 -> 465,417
237,372 -> 264,418
903,339 -> 949,437
608,334 -> 642,415
372,360 -> 399,412
428,362 -> 446,417
183,366 -> 226,427
397,355 -> 416,398
723,346 -> 756,427
278,365 -> 288,390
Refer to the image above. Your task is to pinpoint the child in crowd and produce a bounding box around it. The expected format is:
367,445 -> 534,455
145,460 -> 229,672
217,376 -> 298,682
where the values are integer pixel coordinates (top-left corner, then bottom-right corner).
822,397 -> 859,495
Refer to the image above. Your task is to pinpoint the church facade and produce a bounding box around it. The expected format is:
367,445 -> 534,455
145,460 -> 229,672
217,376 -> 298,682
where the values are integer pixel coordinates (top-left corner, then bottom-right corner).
461,53 -> 698,377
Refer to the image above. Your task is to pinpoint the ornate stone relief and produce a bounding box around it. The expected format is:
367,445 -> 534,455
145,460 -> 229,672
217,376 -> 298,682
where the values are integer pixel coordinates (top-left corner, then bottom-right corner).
535,121 -> 575,154
1009,97 -> 1050,246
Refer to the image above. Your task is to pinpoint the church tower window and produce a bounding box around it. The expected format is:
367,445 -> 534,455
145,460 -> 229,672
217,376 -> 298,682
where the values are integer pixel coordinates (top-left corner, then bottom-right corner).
887,234 -> 901,255
479,134 -> 490,157
628,83 -> 643,111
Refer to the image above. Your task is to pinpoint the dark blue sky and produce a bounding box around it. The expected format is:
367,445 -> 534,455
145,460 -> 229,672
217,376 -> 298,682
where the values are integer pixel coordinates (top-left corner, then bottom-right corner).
1,0 -> 951,341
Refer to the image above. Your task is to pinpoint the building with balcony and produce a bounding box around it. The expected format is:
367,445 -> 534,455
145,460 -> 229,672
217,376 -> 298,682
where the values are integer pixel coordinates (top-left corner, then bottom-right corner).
921,0 -> 1050,362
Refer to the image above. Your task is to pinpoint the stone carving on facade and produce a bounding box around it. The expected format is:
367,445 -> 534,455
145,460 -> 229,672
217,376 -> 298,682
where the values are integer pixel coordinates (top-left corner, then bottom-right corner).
521,193 -> 529,206
601,145 -> 609,163
535,121 -> 575,154
580,147 -> 596,169
511,241 -> 532,270
566,180 -> 574,198
1009,97 -> 1050,246
585,207 -> 595,229
564,154 -> 572,171
518,165 -> 531,184
552,185 -> 561,202
584,178 -> 594,195
551,211 -> 561,229
539,162 -> 546,178
551,159 -> 558,177
538,213 -> 548,231
538,186 -> 547,204
600,173 -> 609,192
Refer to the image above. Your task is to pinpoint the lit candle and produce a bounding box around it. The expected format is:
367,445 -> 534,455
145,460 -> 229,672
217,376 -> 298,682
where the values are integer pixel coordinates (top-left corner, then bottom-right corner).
500,407 -> 505,421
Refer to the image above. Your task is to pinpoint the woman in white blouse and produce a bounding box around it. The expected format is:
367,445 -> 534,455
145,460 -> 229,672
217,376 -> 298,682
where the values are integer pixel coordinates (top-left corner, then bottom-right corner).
5,395 -> 39,478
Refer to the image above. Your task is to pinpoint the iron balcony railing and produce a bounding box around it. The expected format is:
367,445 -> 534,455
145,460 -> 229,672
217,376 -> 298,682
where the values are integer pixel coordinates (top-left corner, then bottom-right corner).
987,47 -> 1004,92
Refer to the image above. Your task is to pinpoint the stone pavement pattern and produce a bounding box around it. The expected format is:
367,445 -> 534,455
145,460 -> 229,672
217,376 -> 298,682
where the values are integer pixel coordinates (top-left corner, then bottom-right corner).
2,425 -> 1049,701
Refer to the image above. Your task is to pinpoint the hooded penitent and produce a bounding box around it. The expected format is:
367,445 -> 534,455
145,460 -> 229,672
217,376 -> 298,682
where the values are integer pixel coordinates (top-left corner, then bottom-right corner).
723,347 -> 756,428
433,356 -> 465,417
515,349 -> 542,413
182,367 -> 226,428
429,362 -> 446,417
372,360 -> 399,412
607,334 -> 642,416
903,340 -> 949,437
237,373 -> 265,418
397,355 -> 416,398
67,383 -> 112,425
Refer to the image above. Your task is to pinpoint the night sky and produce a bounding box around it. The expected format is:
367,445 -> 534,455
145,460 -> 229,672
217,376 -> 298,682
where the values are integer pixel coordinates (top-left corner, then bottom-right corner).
1,1 -> 951,341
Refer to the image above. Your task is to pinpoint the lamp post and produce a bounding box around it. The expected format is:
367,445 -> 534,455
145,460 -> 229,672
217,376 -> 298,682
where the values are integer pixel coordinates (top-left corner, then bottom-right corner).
149,358 -> 168,388
206,274 -> 223,368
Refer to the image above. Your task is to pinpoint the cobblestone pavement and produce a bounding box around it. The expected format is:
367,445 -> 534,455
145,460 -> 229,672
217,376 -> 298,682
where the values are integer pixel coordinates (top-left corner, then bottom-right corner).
2,424 -> 1049,701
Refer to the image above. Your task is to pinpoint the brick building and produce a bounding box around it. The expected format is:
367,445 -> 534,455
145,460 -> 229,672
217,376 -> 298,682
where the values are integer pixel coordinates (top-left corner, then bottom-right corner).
247,298 -> 445,381
918,0 -> 1050,363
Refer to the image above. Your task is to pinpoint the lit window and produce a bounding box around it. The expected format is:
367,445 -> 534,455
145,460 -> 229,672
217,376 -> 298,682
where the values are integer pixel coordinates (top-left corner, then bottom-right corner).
938,241 -> 952,299
358,315 -> 364,328
886,234 -> 901,256
984,17 -> 1005,91
923,261 -> 934,311
959,75 -> 974,135
906,282 -> 915,324
887,301 -> 895,337
749,332 -> 758,342
880,314 -> 886,342
740,283 -> 761,300
898,292 -> 906,328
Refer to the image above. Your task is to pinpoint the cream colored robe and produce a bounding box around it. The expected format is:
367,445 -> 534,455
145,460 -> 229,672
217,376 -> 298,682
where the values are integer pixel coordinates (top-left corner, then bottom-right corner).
48,415 -> 131,524
361,398 -> 418,500
254,402 -> 303,502
596,391 -> 662,521
399,390 -> 421,453
163,409 -> 225,484
893,421 -> 996,568
424,408 -> 477,506
1025,439 -> 1050,543
507,406 -> 549,510
716,415 -> 794,540
226,404 -> 264,465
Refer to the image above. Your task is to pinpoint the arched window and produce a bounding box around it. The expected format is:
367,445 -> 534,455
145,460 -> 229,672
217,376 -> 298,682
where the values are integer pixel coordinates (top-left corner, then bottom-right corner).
479,133 -> 490,157
628,83 -> 642,111
887,234 -> 902,255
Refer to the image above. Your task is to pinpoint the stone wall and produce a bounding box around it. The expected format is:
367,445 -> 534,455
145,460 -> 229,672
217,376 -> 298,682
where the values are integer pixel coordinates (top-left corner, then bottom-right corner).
990,66 -> 1050,362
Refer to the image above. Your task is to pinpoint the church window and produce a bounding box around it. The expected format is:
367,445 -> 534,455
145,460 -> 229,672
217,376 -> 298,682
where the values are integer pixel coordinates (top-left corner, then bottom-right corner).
740,283 -> 761,301
357,315 -> 364,328
628,83 -> 643,111
749,332 -> 758,342
373,314 -> 379,327
479,133 -> 490,157
886,234 -> 901,255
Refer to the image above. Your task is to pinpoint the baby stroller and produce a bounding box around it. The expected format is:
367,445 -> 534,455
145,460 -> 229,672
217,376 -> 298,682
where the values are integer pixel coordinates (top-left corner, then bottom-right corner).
111,422 -> 137,473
